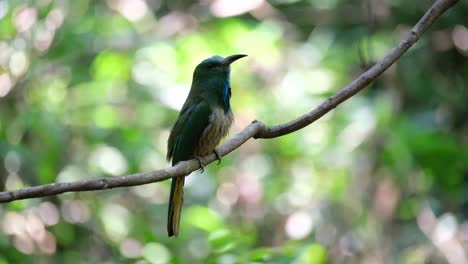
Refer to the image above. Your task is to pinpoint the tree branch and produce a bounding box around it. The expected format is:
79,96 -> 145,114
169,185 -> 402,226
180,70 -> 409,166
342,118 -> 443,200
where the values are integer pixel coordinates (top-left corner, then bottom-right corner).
0,0 -> 459,203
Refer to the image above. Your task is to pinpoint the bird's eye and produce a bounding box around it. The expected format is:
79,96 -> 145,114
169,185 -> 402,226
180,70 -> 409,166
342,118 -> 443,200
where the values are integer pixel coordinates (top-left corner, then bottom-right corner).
208,63 -> 215,68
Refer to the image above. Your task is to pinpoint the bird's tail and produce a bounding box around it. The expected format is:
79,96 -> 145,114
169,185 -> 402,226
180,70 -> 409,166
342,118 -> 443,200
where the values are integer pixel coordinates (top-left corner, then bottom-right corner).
167,176 -> 185,237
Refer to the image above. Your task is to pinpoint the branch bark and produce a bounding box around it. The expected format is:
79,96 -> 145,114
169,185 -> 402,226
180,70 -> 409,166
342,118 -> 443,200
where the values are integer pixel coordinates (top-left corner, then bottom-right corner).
0,0 -> 460,203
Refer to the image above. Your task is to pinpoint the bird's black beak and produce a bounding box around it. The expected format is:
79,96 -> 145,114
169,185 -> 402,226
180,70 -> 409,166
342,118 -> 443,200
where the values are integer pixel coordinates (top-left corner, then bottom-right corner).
222,54 -> 247,66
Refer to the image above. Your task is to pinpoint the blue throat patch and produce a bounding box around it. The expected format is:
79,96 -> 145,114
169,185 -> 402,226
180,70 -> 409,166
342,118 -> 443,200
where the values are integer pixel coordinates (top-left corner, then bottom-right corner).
222,78 -> 231,114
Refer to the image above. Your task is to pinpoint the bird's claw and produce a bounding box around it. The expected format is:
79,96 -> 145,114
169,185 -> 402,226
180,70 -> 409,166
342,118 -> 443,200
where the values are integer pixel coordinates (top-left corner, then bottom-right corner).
194,156 -> 205,173
213,149 -> 222,165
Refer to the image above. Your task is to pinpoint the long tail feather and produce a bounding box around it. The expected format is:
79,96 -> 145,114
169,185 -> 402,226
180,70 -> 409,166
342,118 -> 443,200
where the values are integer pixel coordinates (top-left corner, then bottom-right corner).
167,176 -> 185,237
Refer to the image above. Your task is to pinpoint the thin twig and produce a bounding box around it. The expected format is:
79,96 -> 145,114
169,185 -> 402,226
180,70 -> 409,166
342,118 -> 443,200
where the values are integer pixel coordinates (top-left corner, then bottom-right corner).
0,0 -> 460,203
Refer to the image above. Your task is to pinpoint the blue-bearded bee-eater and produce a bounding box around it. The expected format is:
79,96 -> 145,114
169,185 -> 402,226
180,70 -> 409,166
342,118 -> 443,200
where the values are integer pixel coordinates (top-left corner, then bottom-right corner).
166,54 -> 247,237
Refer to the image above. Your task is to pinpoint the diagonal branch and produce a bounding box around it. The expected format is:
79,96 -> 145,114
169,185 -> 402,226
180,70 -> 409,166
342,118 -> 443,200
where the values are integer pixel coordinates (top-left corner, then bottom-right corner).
0,0 -> 460,203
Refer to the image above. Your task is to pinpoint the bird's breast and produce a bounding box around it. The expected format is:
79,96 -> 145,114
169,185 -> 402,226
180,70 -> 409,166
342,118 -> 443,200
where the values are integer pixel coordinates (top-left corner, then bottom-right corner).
195,107 -> 234,156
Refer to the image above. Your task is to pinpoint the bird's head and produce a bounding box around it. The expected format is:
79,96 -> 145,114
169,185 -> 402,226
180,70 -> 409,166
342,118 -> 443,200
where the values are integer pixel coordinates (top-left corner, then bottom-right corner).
190,54 -> 247,110
193,54 -> 247,80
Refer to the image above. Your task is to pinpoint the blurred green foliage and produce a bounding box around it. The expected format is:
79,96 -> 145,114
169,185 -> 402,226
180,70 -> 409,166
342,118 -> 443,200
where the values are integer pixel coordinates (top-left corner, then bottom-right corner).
0,0 -> 468,263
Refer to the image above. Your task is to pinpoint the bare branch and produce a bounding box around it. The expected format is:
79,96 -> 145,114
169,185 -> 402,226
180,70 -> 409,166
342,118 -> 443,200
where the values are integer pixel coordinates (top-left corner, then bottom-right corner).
0,0 -> 460,203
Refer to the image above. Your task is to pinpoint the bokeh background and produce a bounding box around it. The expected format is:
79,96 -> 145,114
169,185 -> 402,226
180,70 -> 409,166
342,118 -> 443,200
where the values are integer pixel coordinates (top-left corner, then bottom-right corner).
1,0 -> 468,263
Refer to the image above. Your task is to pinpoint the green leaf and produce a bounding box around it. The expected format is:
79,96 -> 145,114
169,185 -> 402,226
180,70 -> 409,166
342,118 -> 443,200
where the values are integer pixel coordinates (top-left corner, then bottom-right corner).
91,50 -> 132,82
297,244 -> 329,264
209,229 -> 236,254
184,206 -> 224,232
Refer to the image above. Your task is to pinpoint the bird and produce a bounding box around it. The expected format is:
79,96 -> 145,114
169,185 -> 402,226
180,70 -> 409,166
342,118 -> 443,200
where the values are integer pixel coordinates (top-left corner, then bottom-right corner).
166,54 -> 247,237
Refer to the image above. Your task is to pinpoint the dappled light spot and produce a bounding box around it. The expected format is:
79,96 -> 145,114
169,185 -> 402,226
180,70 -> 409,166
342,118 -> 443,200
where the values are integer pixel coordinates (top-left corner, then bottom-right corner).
188,237 -> 210,259
217,182 -> 239,207
308,69 -> 335,94
0,73 -> 14,97
286,183 -> 315,208
459,222 -> 468,244
417,204 -> 437,235
157,12 -> 198,36
241,154 -> 272,179
11,38 -> 26,50
24,210 -> 46,241
159,84 -> 190,110
4,150 -> 21,174
0,1 -> 8,19
61,200 -> 91,224
99,203 -> 130,243
210,0 -> 264,18
133,42 -> 179,91
33,24 -> 55,53
452,25 -> 468,55
132,60 -> 160,87
9,50 -> 29,77
93,105 -> 119,128
139,150 -> 165,172
5,174 -> 25,191
2,209 -> 57,255
277,69 -> 328,110
37,231 -> 56,255
45,8 -> 65,31
57,166 -> 87,183
287,163 -> 317,207
106,0 -> 148,22
37,202 -> 60,226
89,145 -> 128,176
285,211 -> 313,239
302,122 -> 329,154
217,254 -> 237,264
433,213 -> 457,244
131,183 -> 168,204
45,78 -> 68,107
134,43 -> 178,83
142,243 -> 171,264
226,21 -> 282,66
296,43 -> 323,68
120,238 -> 143,258
373,178 -> 400,221
188,175 -> 217,201
13,5 -> 37,32
339,105 -> 376,152
417,205 -> 468,263
308,27 -> 335,60
13,233 -> 35,255
236,172 -> 262,208
156,130 -> 171,154
0,41 -> 11,63
2,212 -> 26,236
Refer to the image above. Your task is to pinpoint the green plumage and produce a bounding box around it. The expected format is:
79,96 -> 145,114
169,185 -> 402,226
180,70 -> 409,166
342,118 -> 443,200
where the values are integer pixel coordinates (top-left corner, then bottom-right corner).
166,54 -> 246,237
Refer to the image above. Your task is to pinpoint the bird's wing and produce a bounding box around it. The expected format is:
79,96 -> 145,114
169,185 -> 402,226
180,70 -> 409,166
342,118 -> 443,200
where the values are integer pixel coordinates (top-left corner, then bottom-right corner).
167,100 -> 197,162
167,100 -> 212,165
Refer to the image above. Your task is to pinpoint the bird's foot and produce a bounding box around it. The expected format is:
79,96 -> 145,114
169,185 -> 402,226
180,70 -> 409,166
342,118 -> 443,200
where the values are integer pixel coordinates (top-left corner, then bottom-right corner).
194,156 -> 205,173
213,149 -> 222,165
